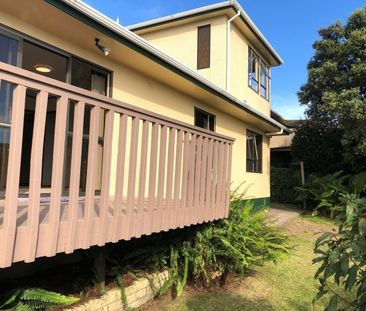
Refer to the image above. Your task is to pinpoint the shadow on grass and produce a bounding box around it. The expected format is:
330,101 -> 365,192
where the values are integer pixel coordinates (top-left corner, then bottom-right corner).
184,292 -> 275,311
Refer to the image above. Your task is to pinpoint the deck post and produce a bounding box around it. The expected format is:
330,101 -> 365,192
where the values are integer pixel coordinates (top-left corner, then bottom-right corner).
93,248 -> 106,295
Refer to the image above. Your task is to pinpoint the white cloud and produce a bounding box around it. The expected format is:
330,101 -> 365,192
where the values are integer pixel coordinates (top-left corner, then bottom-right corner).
271,93 -> 306,120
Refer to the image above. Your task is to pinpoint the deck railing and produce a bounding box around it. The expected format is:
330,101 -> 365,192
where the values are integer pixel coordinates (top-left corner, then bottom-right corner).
0,62 -> 234,268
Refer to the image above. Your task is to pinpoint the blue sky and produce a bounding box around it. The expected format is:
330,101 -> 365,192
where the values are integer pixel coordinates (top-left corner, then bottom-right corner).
84,0 -> 365,119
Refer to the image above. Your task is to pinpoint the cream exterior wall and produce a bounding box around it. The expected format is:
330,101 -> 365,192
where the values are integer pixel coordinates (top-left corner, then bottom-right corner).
137,19 -> 271,117
0,8 -> 270,199
140,16 -> 228,91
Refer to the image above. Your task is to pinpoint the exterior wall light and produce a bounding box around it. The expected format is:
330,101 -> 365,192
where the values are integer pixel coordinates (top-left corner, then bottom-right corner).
95,38 -> 110,56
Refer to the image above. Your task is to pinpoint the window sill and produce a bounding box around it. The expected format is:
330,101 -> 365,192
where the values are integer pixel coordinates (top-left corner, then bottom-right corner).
246,170 -> 263,174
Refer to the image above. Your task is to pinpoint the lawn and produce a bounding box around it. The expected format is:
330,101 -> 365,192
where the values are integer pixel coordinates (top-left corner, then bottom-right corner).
140,215 -> 338,311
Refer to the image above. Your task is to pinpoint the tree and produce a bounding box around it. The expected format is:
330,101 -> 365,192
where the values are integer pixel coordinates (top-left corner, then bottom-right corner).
299,171 -> 366,310
292,120 -> 345,176
297,6 -> 366,172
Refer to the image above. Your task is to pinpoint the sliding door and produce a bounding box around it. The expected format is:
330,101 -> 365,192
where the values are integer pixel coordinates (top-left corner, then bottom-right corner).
0,33 -> 19,196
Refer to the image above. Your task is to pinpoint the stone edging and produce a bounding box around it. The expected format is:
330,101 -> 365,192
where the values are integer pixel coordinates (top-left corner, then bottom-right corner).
66,271 -> 169,311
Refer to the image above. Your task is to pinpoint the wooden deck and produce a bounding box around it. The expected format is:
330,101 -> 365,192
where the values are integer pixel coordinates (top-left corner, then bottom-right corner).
0,62 -> 234,268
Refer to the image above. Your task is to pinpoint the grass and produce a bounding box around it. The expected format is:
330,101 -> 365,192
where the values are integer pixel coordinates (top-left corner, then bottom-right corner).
140,216 -> 338,311
301,214 -> 340,226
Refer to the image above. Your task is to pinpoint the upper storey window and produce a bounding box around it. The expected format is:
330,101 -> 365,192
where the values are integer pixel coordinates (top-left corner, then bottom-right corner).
248,48 -> 270,100
260,62 -> 270,100
248,49 -> 259,91
197,25 -> 211,70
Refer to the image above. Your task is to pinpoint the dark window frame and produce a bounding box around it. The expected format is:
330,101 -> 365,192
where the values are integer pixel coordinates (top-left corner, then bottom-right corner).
197,24 -> 211,70
194,107 -> 215,132
246,129 -> 263,173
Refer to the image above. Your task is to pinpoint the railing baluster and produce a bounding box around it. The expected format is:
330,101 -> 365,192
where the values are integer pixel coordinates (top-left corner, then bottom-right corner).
0,84 -> 26,268
126,117 -> 139,240
199,136 -> 208,224
172,130 -> 183,228
226,144 -> 233,217
164,127 -> 175,231
204,139 -> 214,222
98,110 -> 114,245
216,142 -> 225,220
136,120 -> 149,238
25,90 -> 48,263
210,140 -> 219,222
179,132 -> 189,228
193,136 -> 203,224
155,125 -> 167,232
113,114 -> 128,242
186,134 -> 196,226
82,106 -> 100,248
146,123 -> 158,234
220,143 -> 229,218
65,101 -> 85,254
47,96 -> 68,257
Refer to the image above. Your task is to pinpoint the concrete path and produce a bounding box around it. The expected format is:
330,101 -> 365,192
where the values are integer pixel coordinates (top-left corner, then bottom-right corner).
267,203 -> 303,226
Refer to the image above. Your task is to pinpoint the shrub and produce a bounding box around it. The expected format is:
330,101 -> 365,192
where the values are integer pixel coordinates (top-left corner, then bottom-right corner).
271,167 -> 302,203
108,193 -> 290,296
298,171 -> 366,310
295,171 -> 350,216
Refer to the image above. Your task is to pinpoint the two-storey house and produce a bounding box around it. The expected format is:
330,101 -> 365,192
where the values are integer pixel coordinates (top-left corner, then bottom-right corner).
0,0 -> 287,269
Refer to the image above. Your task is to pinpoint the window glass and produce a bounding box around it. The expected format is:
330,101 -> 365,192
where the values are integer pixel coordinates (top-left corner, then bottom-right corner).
0,33 -> 18,195
248,49 -> 259,91
246,130 -> 262,173
0,34 -> 18,65
0,34 -> 18,124
0,127 -> 10,193
71,58 -> 109,95
194,108 -> 215,132
260,63 -> 269,99
22,41 -> 68,82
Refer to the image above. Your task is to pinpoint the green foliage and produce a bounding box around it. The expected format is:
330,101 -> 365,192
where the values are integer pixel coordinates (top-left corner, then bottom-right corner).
115,274 -> 129,310
107,192 -> 289,298
295,171 -> 349,215
159,247 -> 189,297
271,167 -> 302,203
292,120 -> 346,175
300,171 -> 366,310
186,199 -> 289,286
297,6 -> 366,173
0,288 -> 79,310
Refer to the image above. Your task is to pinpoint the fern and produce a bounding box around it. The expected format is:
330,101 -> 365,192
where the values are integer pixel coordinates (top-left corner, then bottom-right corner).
115,274 -> 129,310
0,288 -> 79,310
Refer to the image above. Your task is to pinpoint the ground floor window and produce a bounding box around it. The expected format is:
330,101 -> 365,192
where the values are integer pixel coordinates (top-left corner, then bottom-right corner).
194,107 -> 215,131
246,129 -> 263,173
0,27 -> 112,198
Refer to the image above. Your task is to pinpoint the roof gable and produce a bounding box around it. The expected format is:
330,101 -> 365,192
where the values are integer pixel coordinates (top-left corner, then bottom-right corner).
127,1 -> 284,67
